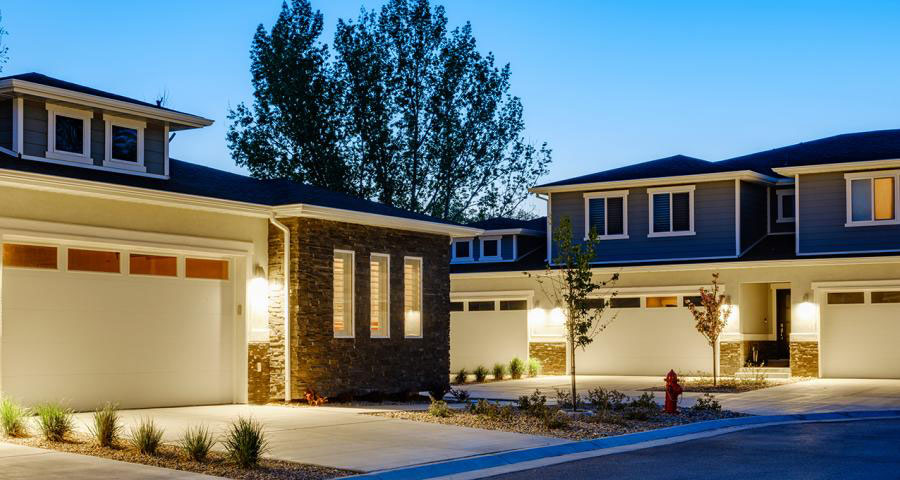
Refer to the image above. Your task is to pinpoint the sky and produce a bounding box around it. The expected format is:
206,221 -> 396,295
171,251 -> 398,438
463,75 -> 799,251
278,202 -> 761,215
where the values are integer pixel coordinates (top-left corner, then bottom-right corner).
3,0 -> 900,209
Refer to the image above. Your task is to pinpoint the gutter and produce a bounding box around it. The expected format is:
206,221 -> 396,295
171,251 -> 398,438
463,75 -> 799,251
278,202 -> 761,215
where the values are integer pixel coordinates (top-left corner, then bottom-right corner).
530,170 -> 782,194
268,215 -> 292,403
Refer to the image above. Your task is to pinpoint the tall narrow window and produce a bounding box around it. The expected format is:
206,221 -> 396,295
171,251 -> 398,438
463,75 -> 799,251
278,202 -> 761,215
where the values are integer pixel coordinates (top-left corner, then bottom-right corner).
648,186 -> 694,237
370,254 -> 390,338
333,250 -> 355,337
404,257 -> 423,338
584,190 -> 628,239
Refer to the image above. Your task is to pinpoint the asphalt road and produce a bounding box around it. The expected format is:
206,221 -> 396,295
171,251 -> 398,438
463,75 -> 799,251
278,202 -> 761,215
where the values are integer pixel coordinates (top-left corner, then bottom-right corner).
485,419 -> 900,480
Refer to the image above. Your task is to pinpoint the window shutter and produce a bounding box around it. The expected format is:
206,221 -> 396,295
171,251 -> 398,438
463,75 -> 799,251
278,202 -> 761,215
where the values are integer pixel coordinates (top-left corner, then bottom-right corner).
672,192 -> 691,231
653,193 -> 670,232
589,198 -> 605,236
606,197 -> 624,235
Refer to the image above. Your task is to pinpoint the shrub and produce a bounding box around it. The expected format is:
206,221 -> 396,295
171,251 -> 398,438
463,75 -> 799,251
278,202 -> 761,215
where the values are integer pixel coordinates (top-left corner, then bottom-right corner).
88,402 -> 121,448
468,399 -> 513,420
223,417 -> 269,468
692,393 -> 722,412
509,358 -> 525,379
492,363 -> 506,381
554,388 -> 584,410
454,368 -> 469,385
587,387 -> 628,412
542,409 -> 570,430
517,389 -> 548,417
623,392 -> 659,421
180,425 -> 216,462
0,397 -> 28,438
448,388 -> 471,403
587,411 -> 628,426
33,402 -> 74,442
473,365 -> 489,383
129,417 -> 164,455
428,399 -> 452,418
527,358 -> 541,377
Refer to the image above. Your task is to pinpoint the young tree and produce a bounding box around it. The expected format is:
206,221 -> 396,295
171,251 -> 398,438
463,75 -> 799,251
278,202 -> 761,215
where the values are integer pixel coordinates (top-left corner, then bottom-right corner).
530,217 -> 618,410
686,273 -> 733,386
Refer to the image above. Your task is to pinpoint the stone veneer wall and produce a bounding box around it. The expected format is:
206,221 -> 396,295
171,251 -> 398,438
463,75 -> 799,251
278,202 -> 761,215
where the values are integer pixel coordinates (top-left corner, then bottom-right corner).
265,217 -> 450,400
529,342 -> 566,375
790,341 -> 819,377
247,343 -> 271,404
719,341 -> 743,376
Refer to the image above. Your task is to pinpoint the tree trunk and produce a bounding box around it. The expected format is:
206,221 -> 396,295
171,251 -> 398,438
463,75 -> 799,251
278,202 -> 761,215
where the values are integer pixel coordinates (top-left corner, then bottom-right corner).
570,331 -> 577,412
712,344 -> 718,387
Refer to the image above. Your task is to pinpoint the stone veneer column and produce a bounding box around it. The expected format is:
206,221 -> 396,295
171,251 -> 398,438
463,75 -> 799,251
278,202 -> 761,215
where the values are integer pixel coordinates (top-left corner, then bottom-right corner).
267,222 -> 287,402
790,341 -> 819,377
247,343 -> 271,404
528,342 -> 566,375
718,341 -> 743,376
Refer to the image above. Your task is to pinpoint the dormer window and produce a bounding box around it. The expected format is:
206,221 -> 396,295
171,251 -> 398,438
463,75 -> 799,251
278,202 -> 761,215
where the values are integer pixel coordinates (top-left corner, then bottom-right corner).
46,104 -> 93,164
845,171 -> 900,226
103,114 -> 146,172
452,239 -> 473,261
480,236 -> 501,261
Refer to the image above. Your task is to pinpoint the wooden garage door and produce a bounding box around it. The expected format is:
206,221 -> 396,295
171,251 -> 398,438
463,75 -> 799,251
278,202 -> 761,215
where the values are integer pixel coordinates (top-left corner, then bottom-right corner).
821,289 -> 900,379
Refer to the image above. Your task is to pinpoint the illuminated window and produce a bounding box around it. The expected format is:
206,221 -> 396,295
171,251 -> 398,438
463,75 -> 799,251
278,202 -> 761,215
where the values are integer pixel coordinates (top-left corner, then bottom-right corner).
2,244 -> 57,269
827,292 -> 865,304
130,254 -> 177,276
610,297 -> 641,308
68,249 -> 120,273
847,172 -> 898,225
646,296 -> 678,308
404,257 -> 423,338
185,258 -> 229,280
333,251 -> 355,338
370,254 -> 390,338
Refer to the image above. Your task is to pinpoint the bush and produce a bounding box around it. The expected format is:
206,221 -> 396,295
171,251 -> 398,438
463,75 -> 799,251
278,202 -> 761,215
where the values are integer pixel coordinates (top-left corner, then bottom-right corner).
454,368 -> 469,385
692,393 -> 722,412
223,417 -> 269,468
88,402 -> 121,448
180,425 -> 216,462
587,387 -> 628,412
586,411 -> 628,426
468,399 -> 513,420
492,363 -> 506,381
554,388 -> 584,410
542,409 -> 570,430
623,392 -> 659,421
517,389 -> 548,417
473,365 -> 489,383
428,399 -> 452,418
448,388 -> 471,403
527,358 -> 541,377
509,358 -> 525,379
0,397 -> 29,438
33,402 -> 74,442
129,417 -> 164,455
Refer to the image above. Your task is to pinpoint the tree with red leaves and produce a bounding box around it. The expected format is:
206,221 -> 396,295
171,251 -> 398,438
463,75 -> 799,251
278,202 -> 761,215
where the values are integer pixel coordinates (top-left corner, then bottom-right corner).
686,273 -> 733,386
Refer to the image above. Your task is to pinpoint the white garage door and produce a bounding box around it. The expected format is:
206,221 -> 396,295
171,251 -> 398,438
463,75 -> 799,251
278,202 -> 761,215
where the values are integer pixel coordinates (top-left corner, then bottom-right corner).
821,289 -> 900,379
1,243 -> 237,410
577,295 -> 710,376
450,298 -> 529,372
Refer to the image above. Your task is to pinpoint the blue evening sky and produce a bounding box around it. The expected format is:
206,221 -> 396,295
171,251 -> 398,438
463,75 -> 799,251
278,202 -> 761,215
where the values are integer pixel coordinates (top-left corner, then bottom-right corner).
3,1 -> 899,192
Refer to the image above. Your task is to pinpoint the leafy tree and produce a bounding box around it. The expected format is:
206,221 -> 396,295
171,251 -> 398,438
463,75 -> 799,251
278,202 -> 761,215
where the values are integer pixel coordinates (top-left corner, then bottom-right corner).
529,217 -> 618,410
686,273 -> 733,386
0,11 -> 8,71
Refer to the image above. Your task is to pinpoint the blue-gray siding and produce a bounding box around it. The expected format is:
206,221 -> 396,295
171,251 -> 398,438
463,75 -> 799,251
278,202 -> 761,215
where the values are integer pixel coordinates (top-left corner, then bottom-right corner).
145,124 -> 166,175
550,180 -> 737,262
740,181 -> 767,252
501,235 -> 515,260
22,99 -> 47,157
770,186 -> 795,233
798,171 -> 900,253
0,99 -> 11,149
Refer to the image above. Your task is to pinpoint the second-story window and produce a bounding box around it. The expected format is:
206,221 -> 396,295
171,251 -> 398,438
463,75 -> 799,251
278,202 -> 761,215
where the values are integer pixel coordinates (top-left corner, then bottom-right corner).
846,171 -> 899,226
776,190 -> 795,223
104,114 -> 146,172
451,239 -> 473,261
46,104 -> 93,164
648,185 -> 695,237
480,236 -> 501,260
583,190 -> 629,240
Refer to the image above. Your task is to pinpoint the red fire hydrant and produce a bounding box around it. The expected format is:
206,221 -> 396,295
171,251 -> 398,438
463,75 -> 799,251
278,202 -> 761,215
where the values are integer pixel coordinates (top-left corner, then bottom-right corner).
664,370 -> 682,414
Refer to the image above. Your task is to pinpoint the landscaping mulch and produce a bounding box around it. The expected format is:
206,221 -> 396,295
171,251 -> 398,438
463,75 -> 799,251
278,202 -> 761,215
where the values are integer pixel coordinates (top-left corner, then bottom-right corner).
371,407 -> 748,442
645,377 -> 801,394
3,434 -> 354,480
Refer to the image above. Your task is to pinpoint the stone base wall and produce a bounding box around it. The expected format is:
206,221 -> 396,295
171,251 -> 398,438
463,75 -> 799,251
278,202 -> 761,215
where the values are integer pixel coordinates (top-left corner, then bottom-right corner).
529,342 -> 566,375
247,343 -> 271,404
790,341 -> 819,377
719,341 -> 743,376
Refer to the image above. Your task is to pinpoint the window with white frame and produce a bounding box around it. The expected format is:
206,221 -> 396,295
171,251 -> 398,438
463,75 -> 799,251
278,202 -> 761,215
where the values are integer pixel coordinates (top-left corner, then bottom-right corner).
480,236 -> 501,260
370,253 -> 390,338
103,114 -> 146,172
403,257 -> 423,338
46,104 -> 93,164
776,189 -> 795,223
333,250 -> 355,337
583,190 -> 628,239
845,171 -> 899,226
648,185 -> 695,237
451,239 -> 473,261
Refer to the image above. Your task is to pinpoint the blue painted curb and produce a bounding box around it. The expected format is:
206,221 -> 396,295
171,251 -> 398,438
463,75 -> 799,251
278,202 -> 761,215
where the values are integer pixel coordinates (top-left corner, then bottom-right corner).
348,410 -> 900,480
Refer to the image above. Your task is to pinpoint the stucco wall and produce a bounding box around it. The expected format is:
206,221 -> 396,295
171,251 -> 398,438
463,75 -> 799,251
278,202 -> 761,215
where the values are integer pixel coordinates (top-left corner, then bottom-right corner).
450,310 -> 528,372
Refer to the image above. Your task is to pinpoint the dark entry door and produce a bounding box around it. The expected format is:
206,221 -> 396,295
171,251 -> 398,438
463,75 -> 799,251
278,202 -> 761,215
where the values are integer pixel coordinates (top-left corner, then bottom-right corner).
775,289 -> 791,358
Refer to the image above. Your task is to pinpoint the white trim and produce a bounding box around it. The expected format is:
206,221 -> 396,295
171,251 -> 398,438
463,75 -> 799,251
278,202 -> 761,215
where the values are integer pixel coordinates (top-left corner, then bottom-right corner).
735,179 -> 740,256
333,249 -> 356,339
403,256 -> 424,339
512,234 -> 519,260
103,113 -> 146,172
369,252 -> 391,339
546,193 -> 553,262
773,158 -> 900,176
766,186 -> 771,234
451,238 -> 474,262
795,175 -> 800,255
843,170 -> 900,227
582,190 -> 629,240
19,154 -> 168,179
450,290 -> 535,300
531,170 -> 780,194
647,185 -> 695,238
479,228 -> 544,237
12,96 -> 23,153
163,124 -> 170,177
775,189 -> 795,223
274,204 -> 481,238
0,145 -> 16,157
45,103 -> 93,164
479,235 -> 502,261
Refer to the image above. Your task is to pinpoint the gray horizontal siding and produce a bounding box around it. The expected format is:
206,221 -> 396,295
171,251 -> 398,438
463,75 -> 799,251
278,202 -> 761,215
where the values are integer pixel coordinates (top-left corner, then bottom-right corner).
22,99 -> 47,157
501,235 -> 514,260
799,171 -> 900,253
90,114 -> 104,166
550,180 -> 736,262
145,123 -> 166,175
0,99 -> 11,149
770,186 -> 794,233
740,181 -> 767,252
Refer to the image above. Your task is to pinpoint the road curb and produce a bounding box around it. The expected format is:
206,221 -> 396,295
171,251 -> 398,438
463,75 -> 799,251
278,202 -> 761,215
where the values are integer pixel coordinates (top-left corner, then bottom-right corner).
346,410 -> 900,480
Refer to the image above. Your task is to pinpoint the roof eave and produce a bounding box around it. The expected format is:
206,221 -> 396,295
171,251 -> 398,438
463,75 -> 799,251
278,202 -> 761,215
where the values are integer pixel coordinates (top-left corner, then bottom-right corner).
273,204 -> 483,237
530,170 -> 781,194
773,158 -> 900,176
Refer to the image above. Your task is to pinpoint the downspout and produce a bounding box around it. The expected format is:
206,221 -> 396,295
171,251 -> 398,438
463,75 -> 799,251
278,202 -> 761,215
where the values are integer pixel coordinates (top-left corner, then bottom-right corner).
269,215 -> 291,403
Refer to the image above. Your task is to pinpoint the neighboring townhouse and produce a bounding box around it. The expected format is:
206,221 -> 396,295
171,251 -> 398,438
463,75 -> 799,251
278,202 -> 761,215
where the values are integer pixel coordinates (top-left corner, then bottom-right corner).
0,73 -> 478,410
450,130 -> 900,380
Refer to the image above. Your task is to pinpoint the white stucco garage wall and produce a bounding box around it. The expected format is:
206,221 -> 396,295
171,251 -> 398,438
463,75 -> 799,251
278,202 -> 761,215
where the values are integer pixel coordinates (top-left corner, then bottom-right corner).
450,310 -> 528,372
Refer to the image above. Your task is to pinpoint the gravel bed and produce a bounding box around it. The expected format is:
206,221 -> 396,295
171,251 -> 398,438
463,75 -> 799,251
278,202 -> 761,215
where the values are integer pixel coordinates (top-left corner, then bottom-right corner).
372,407 -> 748,442
3,434 -> 353,480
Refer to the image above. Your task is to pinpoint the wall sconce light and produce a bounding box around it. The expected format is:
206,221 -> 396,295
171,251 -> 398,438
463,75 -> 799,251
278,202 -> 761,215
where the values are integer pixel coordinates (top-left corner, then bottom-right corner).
253,264 -> 266,279
802,292 -> 810,303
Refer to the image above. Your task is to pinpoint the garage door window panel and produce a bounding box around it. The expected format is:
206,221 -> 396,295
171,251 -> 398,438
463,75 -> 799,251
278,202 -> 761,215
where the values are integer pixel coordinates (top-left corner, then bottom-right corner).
130,254 -> 177,277
185,258 -> 229,280
468,300 -> 495,311
610,297 -> 641,308
827,292 -> 865,304
871,291 -> 900,304
499,300 -> 527,311
68,249 -> 120,273
646,296 -> 678,308
2,244 -> 58,269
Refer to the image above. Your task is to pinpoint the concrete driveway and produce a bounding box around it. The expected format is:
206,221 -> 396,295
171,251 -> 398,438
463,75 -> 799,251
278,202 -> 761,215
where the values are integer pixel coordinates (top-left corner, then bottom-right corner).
68,404 -> 565,473
458,376 -> 900,415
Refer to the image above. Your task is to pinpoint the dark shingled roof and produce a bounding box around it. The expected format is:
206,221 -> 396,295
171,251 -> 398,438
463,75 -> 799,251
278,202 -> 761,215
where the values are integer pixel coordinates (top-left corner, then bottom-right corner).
0,151 -> 465,227
535,155 -> 723,188
465,216 -> 546,233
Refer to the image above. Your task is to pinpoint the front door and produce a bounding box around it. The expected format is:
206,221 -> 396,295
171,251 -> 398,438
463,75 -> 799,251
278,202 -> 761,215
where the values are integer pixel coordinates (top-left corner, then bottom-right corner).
775,289 -> 791,359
